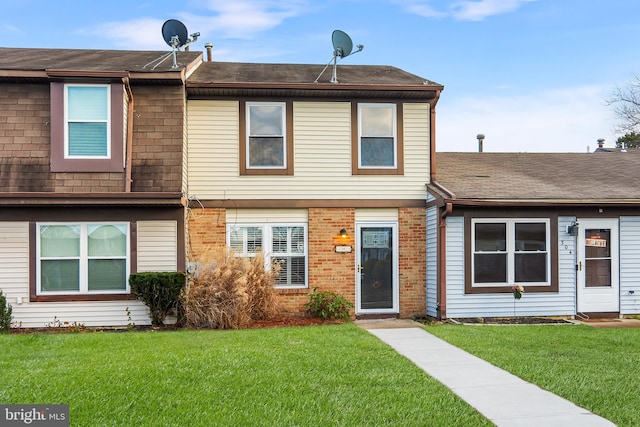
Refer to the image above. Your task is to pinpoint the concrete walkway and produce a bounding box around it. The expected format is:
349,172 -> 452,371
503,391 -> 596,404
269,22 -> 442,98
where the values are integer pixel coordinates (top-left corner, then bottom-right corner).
358,321 -> 615,427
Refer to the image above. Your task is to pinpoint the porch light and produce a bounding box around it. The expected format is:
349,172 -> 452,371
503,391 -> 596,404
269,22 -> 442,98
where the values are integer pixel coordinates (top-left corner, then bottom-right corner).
339,228 -> 348,238
567,221 -> 579,236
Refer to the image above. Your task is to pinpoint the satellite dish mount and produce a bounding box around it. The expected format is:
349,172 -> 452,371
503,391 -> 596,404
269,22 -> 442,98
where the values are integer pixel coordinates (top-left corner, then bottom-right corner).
144,19 -> 200,69
314,30 -> 364,83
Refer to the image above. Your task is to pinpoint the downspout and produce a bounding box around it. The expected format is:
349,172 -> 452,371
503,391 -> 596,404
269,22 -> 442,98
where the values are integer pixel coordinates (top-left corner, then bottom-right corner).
429,89 -> 442,184
438,202 -> 452,320
123,77 -> 134,192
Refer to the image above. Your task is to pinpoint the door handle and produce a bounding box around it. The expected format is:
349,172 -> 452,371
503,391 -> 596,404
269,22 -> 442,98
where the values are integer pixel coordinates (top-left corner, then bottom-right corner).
578,261 -> 583,271
357,264 -> 364,273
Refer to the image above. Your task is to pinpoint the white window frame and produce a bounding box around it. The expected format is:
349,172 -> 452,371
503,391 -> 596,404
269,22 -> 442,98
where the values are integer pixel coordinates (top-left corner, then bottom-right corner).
63,83 -> 111,159
245,101 -> 287,170
36,222 -> 130,295
227,223 -> 308,288
358,103 -> 397,169
471,218 -> 551,287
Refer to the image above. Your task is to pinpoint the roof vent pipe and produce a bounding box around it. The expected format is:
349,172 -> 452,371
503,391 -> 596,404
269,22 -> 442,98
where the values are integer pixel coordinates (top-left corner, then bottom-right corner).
477,134 -> 485,153
597,138 -> 605,149
205,42 -> 213,62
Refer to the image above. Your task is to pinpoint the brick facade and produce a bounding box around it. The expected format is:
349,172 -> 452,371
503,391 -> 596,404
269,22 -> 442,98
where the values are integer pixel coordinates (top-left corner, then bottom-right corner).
186,206 -> 428,319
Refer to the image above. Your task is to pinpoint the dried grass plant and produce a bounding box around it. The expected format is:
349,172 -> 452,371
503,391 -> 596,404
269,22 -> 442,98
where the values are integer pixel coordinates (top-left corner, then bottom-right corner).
182,246 -> 280,329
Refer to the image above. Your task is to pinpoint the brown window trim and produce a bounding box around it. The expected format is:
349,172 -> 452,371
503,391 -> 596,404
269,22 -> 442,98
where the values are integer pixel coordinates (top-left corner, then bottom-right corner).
351,102 -> 404,176
50,82 -> 125,173
29,221 -> 138,302
239,100 -> 294,176
463,214 -> 559,295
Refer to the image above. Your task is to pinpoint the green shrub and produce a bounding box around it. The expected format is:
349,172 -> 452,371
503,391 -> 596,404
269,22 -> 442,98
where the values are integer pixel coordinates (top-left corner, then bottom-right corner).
305,287 -> 353,320
129,272 -> 186,326
0,290 -> 12,333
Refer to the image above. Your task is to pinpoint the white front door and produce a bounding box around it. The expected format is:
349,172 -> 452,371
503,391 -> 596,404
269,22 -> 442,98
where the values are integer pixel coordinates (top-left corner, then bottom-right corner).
576,219 -> 619,314
355,223 -> 399,314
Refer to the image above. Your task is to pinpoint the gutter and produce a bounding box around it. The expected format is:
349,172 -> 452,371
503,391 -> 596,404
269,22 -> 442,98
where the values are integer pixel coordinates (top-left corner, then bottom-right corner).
123,76 -> 134,192
429,89 -> 442,184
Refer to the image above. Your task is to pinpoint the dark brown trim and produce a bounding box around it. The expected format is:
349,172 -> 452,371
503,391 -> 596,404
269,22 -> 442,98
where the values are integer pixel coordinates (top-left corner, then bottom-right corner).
22,206 -> 184,302
191,199 -> 427,209
429,91 -> 441,184
239,100 -> 294,176
351,102 -> 405,176
0,192 -> 184,207
50,82 -> 125,173
463,213 -> 559,295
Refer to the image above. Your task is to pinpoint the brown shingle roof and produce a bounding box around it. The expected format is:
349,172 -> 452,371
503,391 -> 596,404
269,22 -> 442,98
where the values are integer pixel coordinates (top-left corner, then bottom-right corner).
0,47 -> 202,79
433,152 -> 640,202
186,61 -> 442,99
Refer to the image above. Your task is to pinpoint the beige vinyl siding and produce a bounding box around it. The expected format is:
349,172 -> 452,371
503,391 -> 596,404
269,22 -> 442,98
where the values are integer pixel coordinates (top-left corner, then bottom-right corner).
187,101 -> 430,200
0,222 -> 152,328
137,220 -> 178,272
227,209 -> 308,224
0,222 -> 29,306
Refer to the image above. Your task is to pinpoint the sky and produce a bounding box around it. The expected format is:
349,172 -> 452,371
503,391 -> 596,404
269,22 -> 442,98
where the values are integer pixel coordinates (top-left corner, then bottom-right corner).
3,0 -> 640,153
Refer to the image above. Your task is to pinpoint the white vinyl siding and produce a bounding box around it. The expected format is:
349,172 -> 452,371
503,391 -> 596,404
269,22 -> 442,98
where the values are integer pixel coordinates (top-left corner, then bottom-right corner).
0,222 -> 152,328
426,206 -> 438,317
445,216 -> 576,318
137,221 -> 178,272
187,101 -> 430,200
620,216 -> 640,314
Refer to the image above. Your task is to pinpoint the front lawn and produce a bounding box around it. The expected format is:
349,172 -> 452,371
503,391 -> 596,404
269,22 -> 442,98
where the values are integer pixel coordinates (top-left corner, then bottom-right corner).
425,323 -> 640,427
0,324 -> 490,426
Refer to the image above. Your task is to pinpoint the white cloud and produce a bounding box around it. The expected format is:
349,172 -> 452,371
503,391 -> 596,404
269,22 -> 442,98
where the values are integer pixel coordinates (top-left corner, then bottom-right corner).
451,0 -> 536,21
77,18 -> 170,50
396,0 -> 536,21
437,85 -> 618,153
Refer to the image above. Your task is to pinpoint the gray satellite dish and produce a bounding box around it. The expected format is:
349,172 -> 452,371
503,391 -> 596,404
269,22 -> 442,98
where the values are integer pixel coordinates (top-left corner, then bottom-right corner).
315,30 -> 364,83
147,19 -> 200,69
162,19 -> 189,48
332,30 -> 353,58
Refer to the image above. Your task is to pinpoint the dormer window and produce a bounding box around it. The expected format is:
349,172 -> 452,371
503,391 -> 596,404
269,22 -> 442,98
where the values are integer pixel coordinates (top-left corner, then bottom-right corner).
65,84 -> 110,158
50,82 -> 125,173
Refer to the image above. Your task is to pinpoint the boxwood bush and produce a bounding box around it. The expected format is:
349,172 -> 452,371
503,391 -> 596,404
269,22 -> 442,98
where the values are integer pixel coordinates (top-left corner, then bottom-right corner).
129,272 -> 186,326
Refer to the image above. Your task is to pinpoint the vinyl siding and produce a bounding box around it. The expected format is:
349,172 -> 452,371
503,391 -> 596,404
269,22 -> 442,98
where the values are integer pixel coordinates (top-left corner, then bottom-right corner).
187,101 -> 430,200
0,222 -> 158,328
137,220 -> 178,272
445,216 -> 576,318
426,206 -> 438,317
620,216 -> 640,314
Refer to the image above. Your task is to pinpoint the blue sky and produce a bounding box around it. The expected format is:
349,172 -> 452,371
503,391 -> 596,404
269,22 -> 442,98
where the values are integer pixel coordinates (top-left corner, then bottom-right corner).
3,0 -> 639,152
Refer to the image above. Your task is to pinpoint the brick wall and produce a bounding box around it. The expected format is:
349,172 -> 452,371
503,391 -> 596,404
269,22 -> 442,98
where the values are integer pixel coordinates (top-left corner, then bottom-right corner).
186,206 -> 427,319
398,207 -> 427,318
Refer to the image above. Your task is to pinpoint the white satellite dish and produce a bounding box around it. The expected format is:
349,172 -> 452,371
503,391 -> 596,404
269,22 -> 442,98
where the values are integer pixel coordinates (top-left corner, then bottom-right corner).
314,30 -> 364,83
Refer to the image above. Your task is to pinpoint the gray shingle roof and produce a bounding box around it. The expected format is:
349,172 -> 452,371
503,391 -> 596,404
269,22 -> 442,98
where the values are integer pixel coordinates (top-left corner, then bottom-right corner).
433,151 -> 640,202
0,47 -> 202,74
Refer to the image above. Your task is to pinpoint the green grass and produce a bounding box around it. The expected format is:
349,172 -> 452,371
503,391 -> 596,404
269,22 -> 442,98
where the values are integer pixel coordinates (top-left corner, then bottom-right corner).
0,324 -> 491,426
425,323 -> 640,427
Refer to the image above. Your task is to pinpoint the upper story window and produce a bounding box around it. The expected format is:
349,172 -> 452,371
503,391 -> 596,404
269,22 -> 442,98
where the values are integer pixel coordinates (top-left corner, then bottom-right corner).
50,82 -> 125,173
247,102 -> 286,169
239,101 -> 293,176
472,219 -> 550,287
353,103 -> 404,175
65,84 -> 110,158
36,222 -> 130,295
